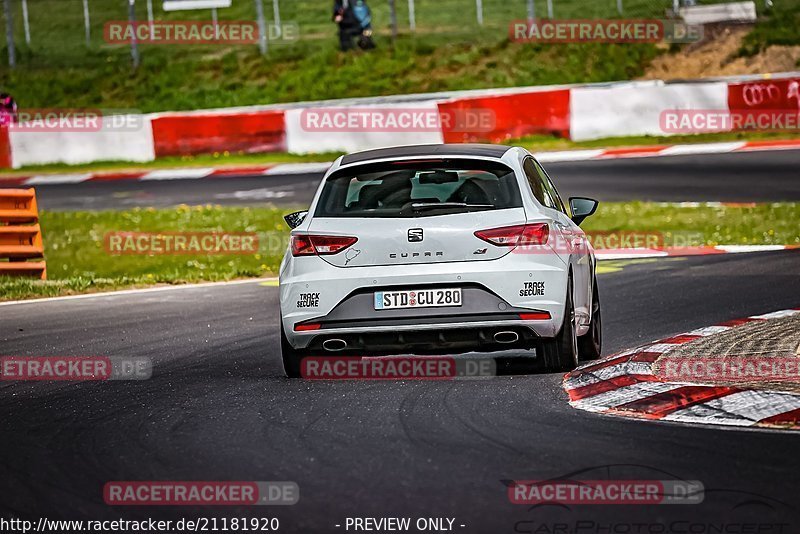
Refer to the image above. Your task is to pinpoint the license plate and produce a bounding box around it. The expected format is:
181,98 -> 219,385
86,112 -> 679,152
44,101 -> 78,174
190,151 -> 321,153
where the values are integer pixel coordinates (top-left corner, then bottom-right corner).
374,288 -> 462,310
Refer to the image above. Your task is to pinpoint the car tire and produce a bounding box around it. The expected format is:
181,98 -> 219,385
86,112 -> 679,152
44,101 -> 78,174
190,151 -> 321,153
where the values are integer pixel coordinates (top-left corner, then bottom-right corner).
578,277 -> 602,361
280,324 -> 305,378
539,277 -> 579,372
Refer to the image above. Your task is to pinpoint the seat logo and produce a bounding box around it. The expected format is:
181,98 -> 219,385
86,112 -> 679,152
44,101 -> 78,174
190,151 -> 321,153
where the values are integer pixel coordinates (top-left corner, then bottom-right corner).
408,228 -> 423,242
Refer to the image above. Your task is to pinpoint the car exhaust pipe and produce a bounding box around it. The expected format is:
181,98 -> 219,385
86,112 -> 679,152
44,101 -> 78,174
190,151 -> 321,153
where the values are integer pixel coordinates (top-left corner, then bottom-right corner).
494,331 -> 519,344
322,338 -> 348,352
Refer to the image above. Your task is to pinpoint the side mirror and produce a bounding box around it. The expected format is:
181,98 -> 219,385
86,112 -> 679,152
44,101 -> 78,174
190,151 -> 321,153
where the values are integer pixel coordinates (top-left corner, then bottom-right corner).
569,197 -> 598,226
284,210 -> 308,229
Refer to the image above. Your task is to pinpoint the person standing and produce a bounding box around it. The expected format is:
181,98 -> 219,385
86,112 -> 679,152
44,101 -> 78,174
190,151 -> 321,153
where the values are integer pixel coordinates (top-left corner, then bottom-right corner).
333,0 -> 375,51
333,0 -> 360,51
352,0 -> 375,50
0,93 -> 18,127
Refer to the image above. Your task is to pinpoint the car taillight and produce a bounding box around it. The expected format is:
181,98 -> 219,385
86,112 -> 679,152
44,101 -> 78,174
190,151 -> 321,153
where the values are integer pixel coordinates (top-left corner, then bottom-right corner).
294,322 -> 321,331
291,234 -> 358,256
474,223 -> 549,246
519,312 -> 551,320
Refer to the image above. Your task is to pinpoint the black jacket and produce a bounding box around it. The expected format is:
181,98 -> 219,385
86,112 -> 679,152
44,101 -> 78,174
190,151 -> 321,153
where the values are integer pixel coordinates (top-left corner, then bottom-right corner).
333,0 -> 360,30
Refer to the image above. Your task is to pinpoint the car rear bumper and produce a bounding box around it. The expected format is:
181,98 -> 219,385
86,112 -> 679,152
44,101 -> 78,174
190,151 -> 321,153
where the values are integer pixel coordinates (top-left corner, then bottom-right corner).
298,320 -> 543,355
280,252 -> 570,350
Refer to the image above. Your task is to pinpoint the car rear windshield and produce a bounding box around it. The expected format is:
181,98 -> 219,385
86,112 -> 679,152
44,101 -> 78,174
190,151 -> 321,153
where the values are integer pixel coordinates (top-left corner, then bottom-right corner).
314,158 -> 522,218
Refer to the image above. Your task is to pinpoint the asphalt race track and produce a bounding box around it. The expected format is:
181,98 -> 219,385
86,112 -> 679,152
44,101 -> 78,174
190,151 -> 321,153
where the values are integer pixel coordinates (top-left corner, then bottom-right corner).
2,250 -> 800,532
2,149 -> 800,531
25,149 -> 800,211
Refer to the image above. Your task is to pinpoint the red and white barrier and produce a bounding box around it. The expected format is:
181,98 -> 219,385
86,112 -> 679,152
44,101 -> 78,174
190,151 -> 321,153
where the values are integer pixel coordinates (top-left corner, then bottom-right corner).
728,77 -> 800,116
7,114 -> 155,168
569,80 -> 729,141
437,87 -> 570,143
1,74 -> 798,169
151,110 -> 286,157
284,102 -> 444,154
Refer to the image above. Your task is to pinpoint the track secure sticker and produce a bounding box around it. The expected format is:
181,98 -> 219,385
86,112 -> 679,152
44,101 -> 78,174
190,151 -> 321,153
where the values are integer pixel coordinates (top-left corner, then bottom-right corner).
297,293 -> 320,308
520,281 -> 545,297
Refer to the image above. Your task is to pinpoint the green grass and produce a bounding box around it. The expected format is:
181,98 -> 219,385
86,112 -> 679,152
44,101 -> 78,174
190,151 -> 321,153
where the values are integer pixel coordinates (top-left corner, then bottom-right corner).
0,0 -> 709,112
2,35 -> 659,113
740,0 -> 800,56
582,202 -> 800,247
0,0 -> 787,114
1,202 -> 798,300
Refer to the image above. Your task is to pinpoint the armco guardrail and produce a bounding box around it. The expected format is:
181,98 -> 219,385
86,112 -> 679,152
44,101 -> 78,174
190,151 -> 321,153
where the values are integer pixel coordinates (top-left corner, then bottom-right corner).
0,188 -> 46,279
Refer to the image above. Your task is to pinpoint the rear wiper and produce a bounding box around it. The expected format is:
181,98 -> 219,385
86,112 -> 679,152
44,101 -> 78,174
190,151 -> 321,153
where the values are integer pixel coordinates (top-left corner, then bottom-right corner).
410,202 -> 494,211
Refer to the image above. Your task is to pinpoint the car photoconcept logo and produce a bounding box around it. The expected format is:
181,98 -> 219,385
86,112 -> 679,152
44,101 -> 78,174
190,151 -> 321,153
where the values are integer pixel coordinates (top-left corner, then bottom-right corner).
408,228 -> 423,242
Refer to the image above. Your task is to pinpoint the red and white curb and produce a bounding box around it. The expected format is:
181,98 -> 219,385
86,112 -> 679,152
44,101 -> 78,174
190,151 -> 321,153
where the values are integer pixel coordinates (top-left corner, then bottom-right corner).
563,308 -> 800,430
0,162 -> 334,186
535,139 -> 800,163
595,245 -> 797,260
2,139 -> 800,186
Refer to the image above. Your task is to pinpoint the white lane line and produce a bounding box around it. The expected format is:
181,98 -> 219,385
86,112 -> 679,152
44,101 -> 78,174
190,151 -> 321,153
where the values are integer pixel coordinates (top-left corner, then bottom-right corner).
139,168 -> 215,180
663,390 -> 800,426
570,382 -> 683,412
715,245 -> 791,253
0,277 -> 278,306
534,149 -> 605,163
24,174 -> 93,185
263,162 -> 332,175
658,142 -> 746,156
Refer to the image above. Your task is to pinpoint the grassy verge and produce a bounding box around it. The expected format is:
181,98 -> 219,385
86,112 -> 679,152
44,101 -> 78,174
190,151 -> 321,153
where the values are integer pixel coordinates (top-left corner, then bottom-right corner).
581,202 -> 800,246
1,202 -> 797,301
0,0 -> 788,121
0,0 -> 667,112
1,34 -> 659,114
3,130 -> 799,177
740,0 -> 800,55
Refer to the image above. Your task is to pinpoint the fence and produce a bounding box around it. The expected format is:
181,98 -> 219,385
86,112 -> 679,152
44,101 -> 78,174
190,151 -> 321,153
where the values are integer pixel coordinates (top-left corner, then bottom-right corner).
0,0 -> 757,69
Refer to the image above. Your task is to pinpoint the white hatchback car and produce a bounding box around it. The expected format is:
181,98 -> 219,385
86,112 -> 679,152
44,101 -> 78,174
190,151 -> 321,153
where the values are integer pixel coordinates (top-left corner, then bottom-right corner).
278,144 -> 602,377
